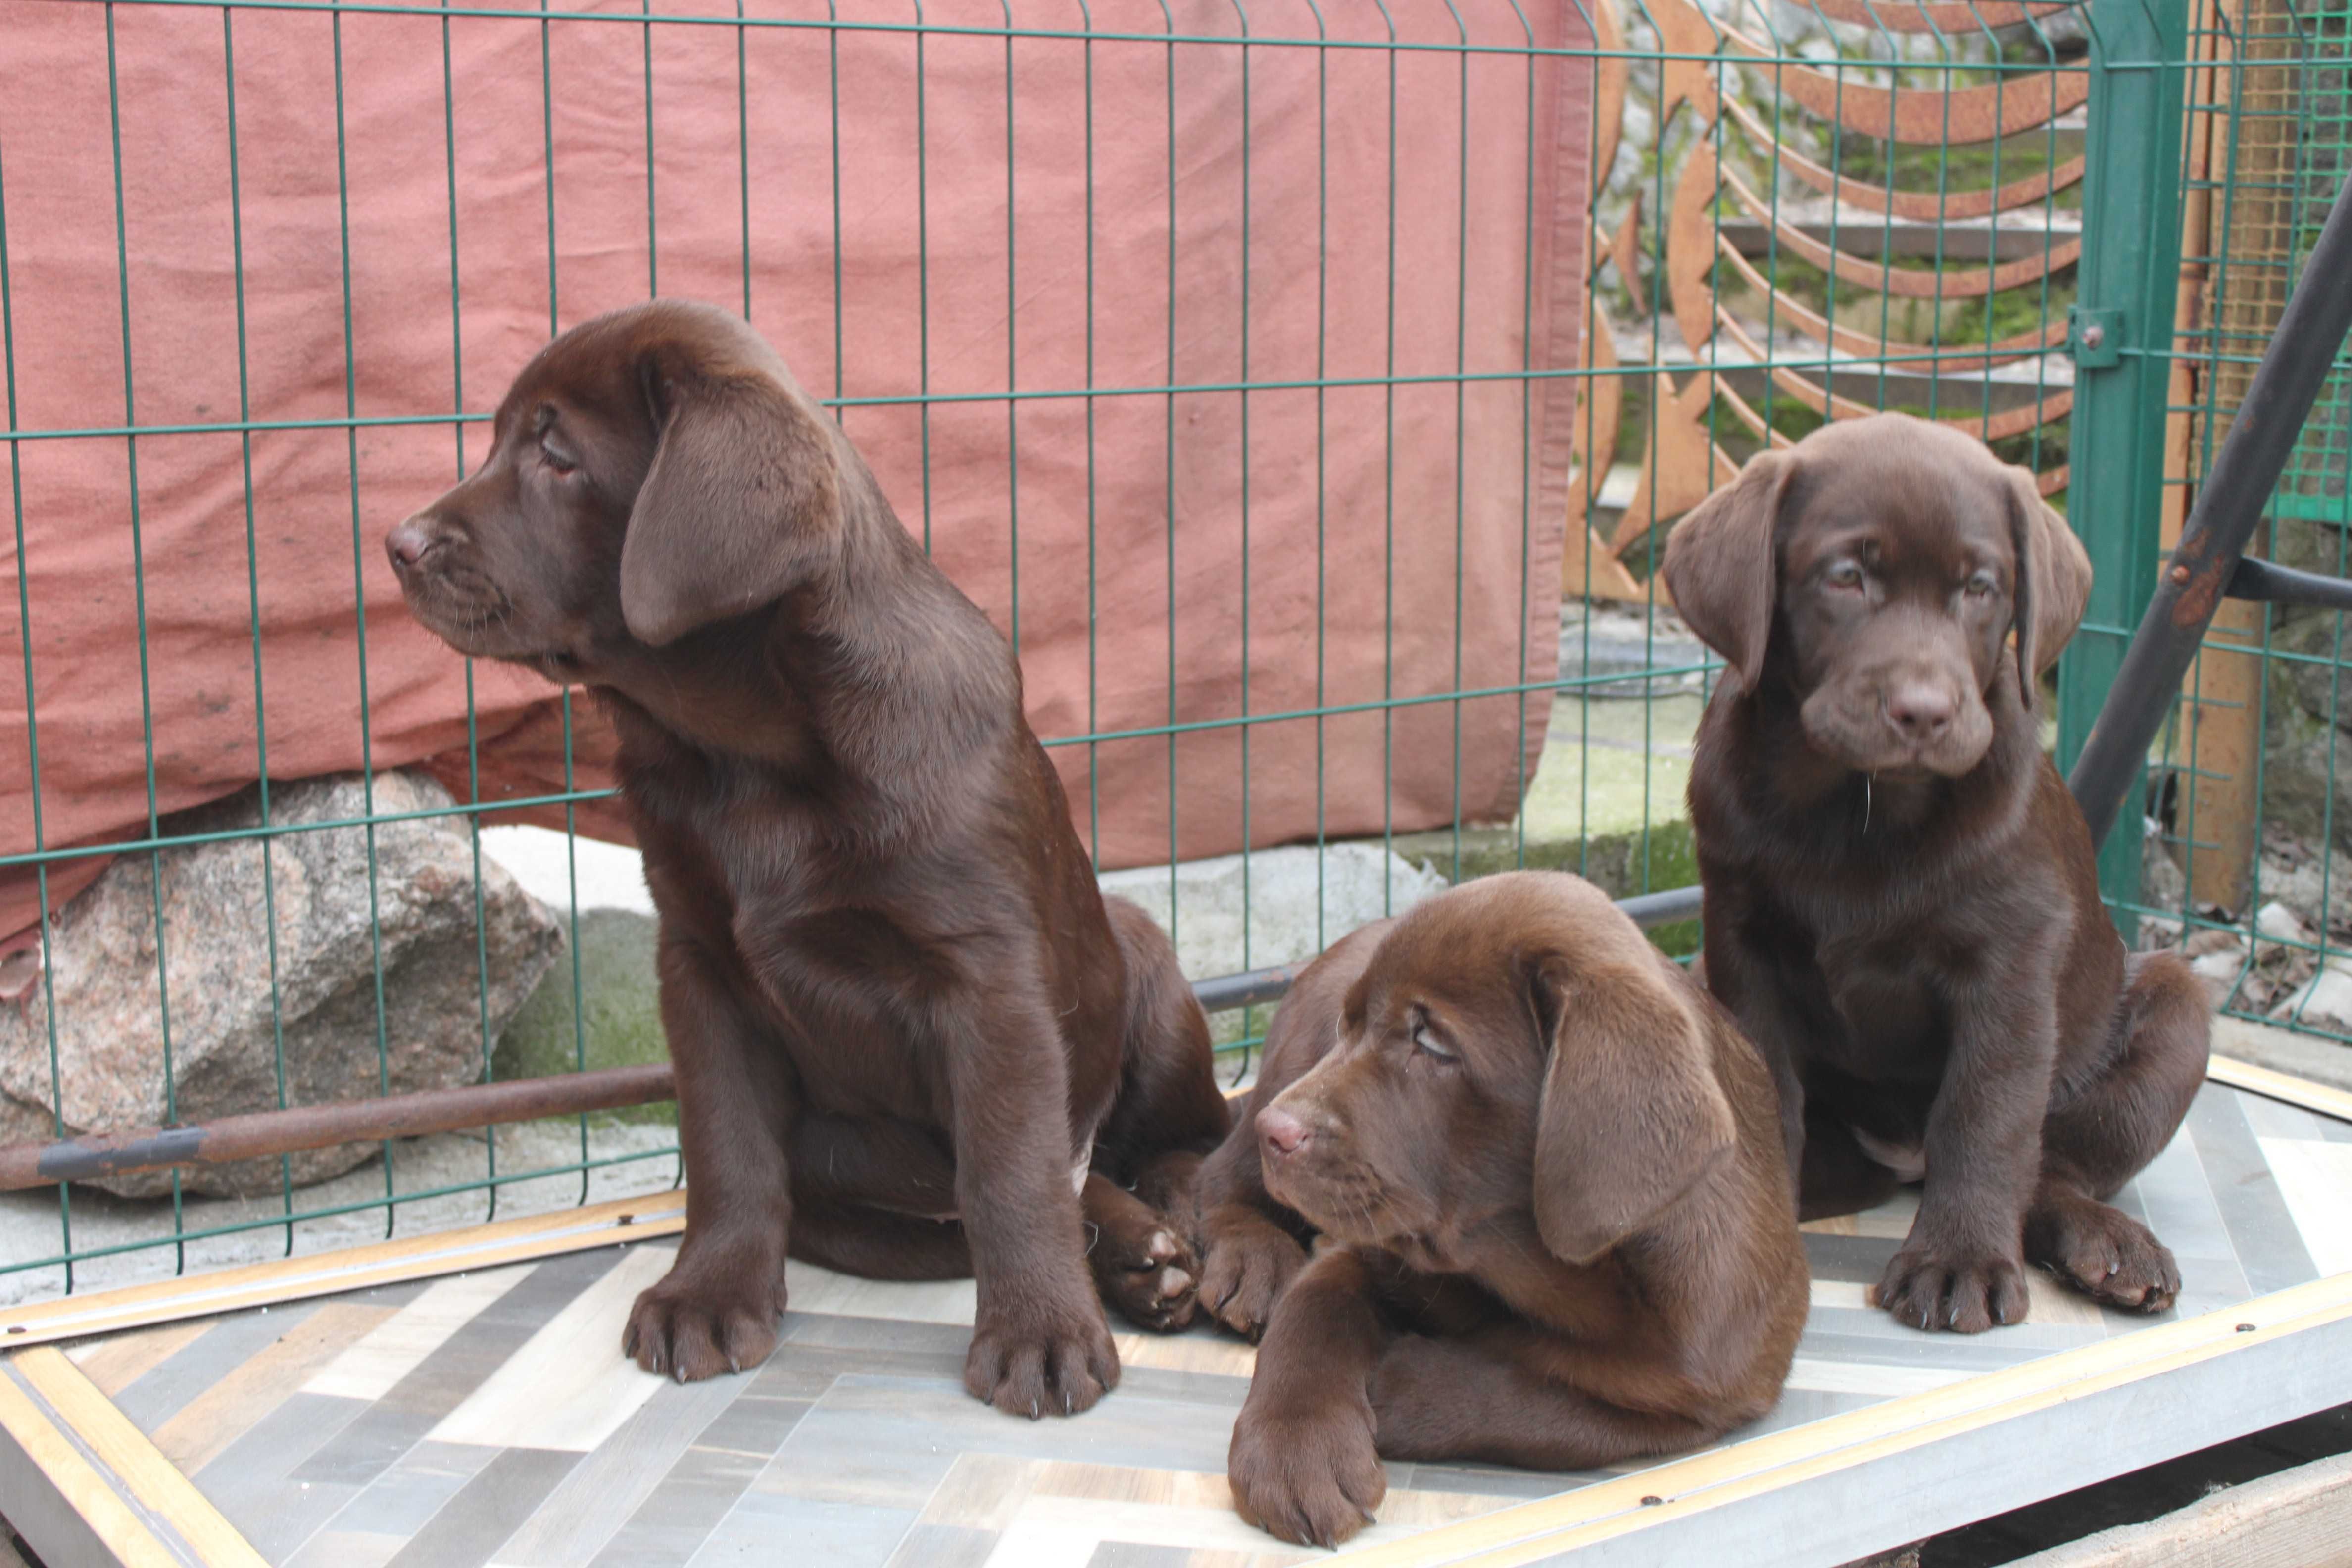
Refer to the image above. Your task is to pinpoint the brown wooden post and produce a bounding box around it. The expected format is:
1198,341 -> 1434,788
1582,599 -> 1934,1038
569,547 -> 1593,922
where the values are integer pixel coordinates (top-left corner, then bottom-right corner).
2161,0 -> 2289,917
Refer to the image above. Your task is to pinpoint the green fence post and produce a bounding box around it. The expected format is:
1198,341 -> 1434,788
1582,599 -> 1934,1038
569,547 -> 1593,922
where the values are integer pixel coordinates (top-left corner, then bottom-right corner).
2057,0 -> 2191,938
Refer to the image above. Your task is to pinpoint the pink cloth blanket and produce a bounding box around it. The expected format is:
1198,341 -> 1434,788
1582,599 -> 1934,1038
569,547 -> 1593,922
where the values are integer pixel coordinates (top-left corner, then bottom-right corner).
0,0 -> 1591,952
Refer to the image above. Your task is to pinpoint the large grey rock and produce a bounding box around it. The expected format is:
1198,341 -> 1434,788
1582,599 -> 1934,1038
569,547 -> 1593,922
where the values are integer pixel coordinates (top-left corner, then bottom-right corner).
494,908 -> 670,1125
1100,844 -> 1447,1040
2258,609 -> 2352,865
2259,699 -> 2352,861
0,772 -> 564,1197
2258,832 -> 2352,931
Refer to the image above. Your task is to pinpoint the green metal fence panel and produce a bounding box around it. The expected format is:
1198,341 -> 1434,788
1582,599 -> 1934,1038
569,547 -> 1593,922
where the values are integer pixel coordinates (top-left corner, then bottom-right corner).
2054,0 -> 2189,935
2123,0 -> 2352,1049
0,0 -> 2110,1300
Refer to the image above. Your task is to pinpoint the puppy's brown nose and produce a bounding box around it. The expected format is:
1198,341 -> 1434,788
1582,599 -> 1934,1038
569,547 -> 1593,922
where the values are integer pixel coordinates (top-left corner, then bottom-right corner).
1886,681 -> 1956,741
386,521 -> 440,571
1258,1106 -> 1311,1159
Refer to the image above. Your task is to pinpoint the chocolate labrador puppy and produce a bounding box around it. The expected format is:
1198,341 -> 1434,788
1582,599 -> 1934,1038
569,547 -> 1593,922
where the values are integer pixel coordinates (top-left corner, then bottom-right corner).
385,299 -> 1232,1416
1202,872 -> 1807,1548
1662,412 -> 2211,1334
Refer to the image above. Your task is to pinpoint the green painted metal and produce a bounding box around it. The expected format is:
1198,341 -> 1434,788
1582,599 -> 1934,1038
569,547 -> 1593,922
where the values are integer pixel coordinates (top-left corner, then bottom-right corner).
0,0 -> 2135,1295
2055,0 -> 2191,935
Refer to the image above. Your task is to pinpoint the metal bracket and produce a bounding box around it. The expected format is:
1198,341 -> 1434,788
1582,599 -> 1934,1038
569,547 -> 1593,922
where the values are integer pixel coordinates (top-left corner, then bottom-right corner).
2069,305 -> 2124,369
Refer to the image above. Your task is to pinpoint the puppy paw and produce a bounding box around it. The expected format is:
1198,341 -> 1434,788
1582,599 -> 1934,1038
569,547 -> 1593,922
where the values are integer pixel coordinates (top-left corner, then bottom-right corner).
1228,1386 -> 1387,1548
1093,1222 -> 1201,1333
1196,1207 -> 1308,1341
1874,1244 -> 2030,1334
2028,1195 -> 2181,1313
623,1257 -> 786,1382
964,1297 -> 1120,1418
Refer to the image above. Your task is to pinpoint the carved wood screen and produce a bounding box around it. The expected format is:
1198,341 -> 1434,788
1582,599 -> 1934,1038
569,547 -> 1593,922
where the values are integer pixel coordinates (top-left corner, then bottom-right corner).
1568,0 -> 2087,605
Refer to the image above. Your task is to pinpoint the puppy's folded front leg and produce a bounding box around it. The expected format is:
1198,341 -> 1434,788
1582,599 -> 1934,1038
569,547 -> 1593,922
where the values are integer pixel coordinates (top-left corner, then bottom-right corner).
625,935 -> 795,1382
1188,1096 -> 1310,1340
1879,974 -> 2055,1334
1228,1247 -> 1392,1548
944,980 -> 1120,1419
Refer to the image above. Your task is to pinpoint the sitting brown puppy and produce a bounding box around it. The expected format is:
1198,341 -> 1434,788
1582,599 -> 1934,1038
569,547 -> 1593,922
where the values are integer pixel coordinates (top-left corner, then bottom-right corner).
385,299 -> 1231,1416
1205,871 -> 1807,1548
1662,412 -> 2212,1334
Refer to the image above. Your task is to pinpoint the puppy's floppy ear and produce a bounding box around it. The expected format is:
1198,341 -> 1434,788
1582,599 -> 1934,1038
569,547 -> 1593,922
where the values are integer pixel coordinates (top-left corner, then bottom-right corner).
619,350 -> 844,646
1525,949 -> 1737,1266
2003,464 -> 2092,702
1660,450 -> 1794,693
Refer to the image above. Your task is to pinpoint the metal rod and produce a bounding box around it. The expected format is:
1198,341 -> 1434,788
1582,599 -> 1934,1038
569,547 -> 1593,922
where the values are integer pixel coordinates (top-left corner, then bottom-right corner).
2225,556 -> 2352,614
0,880 -> 1711,1190
0,1063 -> 677,1191
2067,172 -> 2352,851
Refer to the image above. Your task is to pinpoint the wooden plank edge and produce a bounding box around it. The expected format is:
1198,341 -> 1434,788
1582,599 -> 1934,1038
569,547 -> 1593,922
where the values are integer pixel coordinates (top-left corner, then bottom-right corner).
0,1356 -> 188,1568
1337,1269 -> 2352,1567
10,1348 -> 263,1567
2005,1449 -> 2352,1566
0,1191 -> 686,1350
2204,1054 -> 2352,1125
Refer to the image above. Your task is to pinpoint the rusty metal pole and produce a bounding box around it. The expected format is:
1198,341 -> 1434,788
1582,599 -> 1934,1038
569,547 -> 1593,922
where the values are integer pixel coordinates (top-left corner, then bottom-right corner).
0,884 -> 1710,1191
0,1063 -> 675,1191
2069,173 -> 2352,851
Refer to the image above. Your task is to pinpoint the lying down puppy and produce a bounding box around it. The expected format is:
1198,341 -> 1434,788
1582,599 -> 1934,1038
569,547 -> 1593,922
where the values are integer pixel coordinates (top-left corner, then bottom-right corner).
1199,871 -> 1808,1547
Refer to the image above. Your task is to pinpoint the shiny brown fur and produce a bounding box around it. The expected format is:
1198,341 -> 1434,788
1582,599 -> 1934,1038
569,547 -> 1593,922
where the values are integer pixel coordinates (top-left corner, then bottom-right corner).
1196,872 -> 1806,1547
1662,413 -> 2212,1336
385,299 -> 1230,1417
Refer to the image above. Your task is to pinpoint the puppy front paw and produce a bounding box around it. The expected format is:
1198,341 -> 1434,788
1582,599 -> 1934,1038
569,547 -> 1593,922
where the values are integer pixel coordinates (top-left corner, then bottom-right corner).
623,1250 -> 787,1382
1875,1243 -> 2030,1334
965,1296 -> 1120,1418
1196,1206 -> 1308,1341
1228,1384 -> 1387,1548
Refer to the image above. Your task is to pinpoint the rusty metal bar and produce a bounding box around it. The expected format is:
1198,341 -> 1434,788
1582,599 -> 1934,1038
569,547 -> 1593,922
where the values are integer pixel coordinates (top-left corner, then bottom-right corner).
0,882 -> 1709,1191
0,1063 -> 676,1192
2224,557 -> 2352,615
2069,171 -> 2352,852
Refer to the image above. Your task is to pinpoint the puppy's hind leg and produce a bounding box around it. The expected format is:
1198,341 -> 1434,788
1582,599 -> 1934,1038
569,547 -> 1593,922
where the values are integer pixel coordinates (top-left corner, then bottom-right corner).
1797,1105 -> 1905,1223
1083,897 -> 1236,1333
1083,1174 -> 1201,1331
787,1198 -> 973,1280
2027,951 -> 2211,1313
1368,1329 -> 1715,1471
785,1113 -> 974,1280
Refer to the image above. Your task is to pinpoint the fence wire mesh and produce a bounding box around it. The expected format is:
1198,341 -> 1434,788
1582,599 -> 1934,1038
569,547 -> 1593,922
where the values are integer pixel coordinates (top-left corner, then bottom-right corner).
2134,0 -> 2352,1045
0,0 -> 2138,1301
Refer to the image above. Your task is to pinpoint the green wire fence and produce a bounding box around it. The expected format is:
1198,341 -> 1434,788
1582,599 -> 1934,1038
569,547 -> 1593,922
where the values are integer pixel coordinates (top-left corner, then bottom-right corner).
0,0 -> 2339,1305
2120,0 -> 2352,1039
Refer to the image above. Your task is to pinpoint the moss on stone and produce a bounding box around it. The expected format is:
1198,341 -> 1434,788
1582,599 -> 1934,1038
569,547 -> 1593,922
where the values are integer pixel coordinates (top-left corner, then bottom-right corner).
495,909 -> 675,1125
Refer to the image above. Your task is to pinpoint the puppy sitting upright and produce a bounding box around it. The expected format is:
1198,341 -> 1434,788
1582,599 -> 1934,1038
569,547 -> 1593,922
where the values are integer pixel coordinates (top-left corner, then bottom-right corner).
386,299 -> 1231,1416
1662,412 -> 2211,1333
1208,872 -> 1807,1548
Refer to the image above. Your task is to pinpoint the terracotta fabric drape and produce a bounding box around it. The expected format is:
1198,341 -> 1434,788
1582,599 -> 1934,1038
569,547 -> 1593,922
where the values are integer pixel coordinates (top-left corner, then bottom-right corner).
0,0 -> 1593,953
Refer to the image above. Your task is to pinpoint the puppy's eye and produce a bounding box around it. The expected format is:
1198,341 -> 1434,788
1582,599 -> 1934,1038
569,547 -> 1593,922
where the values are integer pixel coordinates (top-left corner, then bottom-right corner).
1963,570 -> 1998,599
1410,1023 -> 1459,1064
1823,561 -> 1865,592
539,436 -> 579,475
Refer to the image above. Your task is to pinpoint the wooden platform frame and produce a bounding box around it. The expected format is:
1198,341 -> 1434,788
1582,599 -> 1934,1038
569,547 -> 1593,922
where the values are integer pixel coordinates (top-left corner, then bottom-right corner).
1,1059 -> 2346,1568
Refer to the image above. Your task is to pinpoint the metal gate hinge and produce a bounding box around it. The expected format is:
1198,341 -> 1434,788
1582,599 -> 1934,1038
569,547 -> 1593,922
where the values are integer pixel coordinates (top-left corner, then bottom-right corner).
2068,306 -> 2123,369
